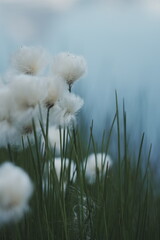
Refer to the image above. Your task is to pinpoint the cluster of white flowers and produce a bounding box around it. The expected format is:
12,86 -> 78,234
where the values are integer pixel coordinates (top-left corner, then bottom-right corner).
0,46 -> 87,147
0,162 -> 33,226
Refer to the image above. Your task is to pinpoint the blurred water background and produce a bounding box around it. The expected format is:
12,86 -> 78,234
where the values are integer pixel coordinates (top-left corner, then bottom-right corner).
0,0 -> 160,165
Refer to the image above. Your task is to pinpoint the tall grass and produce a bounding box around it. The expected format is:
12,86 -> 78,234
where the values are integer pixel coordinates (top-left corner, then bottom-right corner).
0,96 -> 160,240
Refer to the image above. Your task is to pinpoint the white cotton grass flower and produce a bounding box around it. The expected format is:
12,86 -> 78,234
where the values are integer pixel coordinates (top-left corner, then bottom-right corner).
44,76 -> 67,109
43,158 -> 76,192
50,92 -> 84,127
0,87 -> 14,123
12,106 -> 40,136
10,75 -> 45,111
11,46 -> 48,76
0,162 -> 33,226
52,52 -> 87,85
0,103 -> 39,147
0,87 -> 22,147
85,153 -> 113,184
0,122 -> 19,148
47,126 -> 70,154
8,75 -> 46,139
0,117 -> 37,148
53,158 -> 76,182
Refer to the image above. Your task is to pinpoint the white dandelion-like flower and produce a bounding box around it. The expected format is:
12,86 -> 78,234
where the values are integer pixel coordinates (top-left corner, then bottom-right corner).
12,106 -> 40,136
0,121 -> 19,148
53,158 -> 76,181
0,87 -> 14,123
0,162 -> 33,225
52,52 -> 87,85
47,126 -> 70,154
0,88 -> 22,147
11,46 -> 48,76
85,153 -> 113,184
43,158 -> 76,192
44,76 -> 67,109
10,75 -> 45,111
50,92 -> 84,127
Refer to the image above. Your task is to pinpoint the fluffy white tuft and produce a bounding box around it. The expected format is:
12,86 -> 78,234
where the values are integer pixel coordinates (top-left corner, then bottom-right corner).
50,92 -> 84,127
0,87 -> 14,123
44,76 -> 67,108
85,153 -> 113,184
48,126 -> 70,154
0,162 -> 33,225
43,158 -> 76,192
54,158 -> 76,182
10,75 -> 45,111
11,46 -> 48,76
0,121 -> 19,147
52,52 -> 87,85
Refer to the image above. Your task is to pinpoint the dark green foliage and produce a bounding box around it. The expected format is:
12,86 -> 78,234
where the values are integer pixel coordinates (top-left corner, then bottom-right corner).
0,97 -> 160,240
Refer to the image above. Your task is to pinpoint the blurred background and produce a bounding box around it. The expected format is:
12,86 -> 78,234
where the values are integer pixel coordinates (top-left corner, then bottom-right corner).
0,0 -> 160,163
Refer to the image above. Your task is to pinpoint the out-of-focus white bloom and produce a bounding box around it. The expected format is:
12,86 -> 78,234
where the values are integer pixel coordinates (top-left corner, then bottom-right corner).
47,126 -> 70,154
0,78 -> 43,147
12,106 -> 40,135
85,153 -> 113,184
43,158 -> 76,192
8,75 -> 46,138
10,75 -> 45,111
0,87 -> 14,123
53,158 -> 76,182
11,46 -> 48,76
0,162 -> 33,225
0,87 -> 25,147
50,92 -> 84,127
0,121 -> 19,147
52,52 -> 87,85
44,76 -> 66,108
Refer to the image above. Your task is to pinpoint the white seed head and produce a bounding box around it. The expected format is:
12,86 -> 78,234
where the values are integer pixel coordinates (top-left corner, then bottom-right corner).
11,106 -> 39,134
50,92 -> 84,127
10,75 -> 45,110
44,76 -> 67,108
85,153 -> 113,184
0,87 -> 14,123
53,158 -> 76,182
0,162 -> 33,225
47,126 -> 70,154
11,46 -> 48,76
52,52 -> 87,85
43,158 -> 76,192
0,121 -> 19,148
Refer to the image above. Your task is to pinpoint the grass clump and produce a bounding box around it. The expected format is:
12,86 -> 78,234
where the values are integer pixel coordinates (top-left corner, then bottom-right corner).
0,97 -> 159,240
